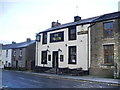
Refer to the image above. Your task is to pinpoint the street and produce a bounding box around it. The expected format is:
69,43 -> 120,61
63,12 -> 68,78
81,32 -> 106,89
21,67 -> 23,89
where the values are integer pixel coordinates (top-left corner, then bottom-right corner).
2,70 -> 120,88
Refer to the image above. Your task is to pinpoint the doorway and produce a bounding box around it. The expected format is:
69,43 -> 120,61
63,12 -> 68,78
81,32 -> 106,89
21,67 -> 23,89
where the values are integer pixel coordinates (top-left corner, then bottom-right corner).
52,51 -> 58,68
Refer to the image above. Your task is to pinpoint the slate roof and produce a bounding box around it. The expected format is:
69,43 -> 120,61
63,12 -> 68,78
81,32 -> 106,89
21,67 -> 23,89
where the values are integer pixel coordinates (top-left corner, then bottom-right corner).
39,11 -> 120,34
39,16 -> 99,34
2,40 -> 35,50
92,11 -> 120,22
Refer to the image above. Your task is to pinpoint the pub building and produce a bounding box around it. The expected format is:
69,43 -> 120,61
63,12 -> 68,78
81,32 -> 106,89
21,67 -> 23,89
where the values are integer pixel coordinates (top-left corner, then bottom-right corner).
35,11 -> 120,77
35,16 -> 98,74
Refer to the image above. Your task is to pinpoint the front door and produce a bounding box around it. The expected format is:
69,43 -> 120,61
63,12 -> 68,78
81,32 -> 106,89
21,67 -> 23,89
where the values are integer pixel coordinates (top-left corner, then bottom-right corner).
52,51 -> 58,68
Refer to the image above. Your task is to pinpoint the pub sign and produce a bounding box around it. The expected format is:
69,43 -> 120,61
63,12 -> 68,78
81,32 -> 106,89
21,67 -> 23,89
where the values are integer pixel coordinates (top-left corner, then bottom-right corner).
50,31 -> 64,43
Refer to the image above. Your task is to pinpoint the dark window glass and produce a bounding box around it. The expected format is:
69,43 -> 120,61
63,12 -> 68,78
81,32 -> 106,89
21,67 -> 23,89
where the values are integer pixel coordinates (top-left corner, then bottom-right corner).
68,26 -> 76,40
6,50 -> 8,57
60,55 -> 64,62
41,51 -> 47,64
20,49 -> 22,56
48,55 -> 51,61
42,33 -> 47,44
103,22 -> 113,37
104,45 -> 114,64
68,46 -> 76,64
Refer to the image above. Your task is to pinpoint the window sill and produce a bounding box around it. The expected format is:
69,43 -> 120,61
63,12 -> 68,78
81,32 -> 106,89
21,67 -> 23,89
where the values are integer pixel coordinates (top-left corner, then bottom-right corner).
101,63 -> 114,66
68,63 -> 76,64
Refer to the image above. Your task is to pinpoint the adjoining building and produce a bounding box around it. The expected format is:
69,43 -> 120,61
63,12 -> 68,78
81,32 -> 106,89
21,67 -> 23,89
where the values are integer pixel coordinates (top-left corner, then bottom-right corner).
2,38 -> 36,70
90,11 -> 120,78
36,11 -> 120,77
0,44 -> 3,68
2,43 -> 13,68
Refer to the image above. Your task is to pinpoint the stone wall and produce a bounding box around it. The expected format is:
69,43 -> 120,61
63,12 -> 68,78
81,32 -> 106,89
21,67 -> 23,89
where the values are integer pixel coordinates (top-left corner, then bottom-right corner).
90,19 -> 120,77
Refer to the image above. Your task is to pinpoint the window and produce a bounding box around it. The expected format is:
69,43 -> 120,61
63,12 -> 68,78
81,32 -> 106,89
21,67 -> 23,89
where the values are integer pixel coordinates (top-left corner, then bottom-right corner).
42,33 -> 47,44
6,50 -> 8,57
104,45 -> 114,64
60,55 -> 64,62
103,22 -> 113,37
68,46 -> 77,64
20,49 -> 22,56
68,26 -> 76,40
48,55 -> 51,61
41,51 -> 47,64
13,50 -> 16,56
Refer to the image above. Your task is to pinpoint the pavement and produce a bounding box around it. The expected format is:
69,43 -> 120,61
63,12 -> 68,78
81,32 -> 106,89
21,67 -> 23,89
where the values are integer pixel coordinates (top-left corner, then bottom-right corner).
13,70 -> 120,85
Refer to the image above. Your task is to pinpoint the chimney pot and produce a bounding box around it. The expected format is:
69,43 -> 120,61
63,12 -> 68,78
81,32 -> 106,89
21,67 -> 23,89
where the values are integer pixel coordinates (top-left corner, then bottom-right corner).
74,16 -> 81,22
51,20 -> 61,28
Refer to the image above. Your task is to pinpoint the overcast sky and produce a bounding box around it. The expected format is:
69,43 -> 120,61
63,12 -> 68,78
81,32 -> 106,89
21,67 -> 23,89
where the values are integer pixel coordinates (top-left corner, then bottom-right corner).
0,0 -> 120,44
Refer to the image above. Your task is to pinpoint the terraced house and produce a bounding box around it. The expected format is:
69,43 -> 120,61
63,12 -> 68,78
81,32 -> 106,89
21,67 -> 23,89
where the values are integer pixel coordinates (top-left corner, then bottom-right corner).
0,44 -> 3,68
2,38 -> 36,70
36,11 -> 120,77
90,11 -> 120,78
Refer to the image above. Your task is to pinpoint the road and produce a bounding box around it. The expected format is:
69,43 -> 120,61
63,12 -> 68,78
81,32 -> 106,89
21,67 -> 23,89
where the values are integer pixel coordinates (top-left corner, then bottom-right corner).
2,70 -> 120,88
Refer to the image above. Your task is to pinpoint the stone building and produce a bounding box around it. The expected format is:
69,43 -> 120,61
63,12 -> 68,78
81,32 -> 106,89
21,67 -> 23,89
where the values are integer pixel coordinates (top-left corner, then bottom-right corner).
90,11 -> 120,78
0,44 -> 3,68
2,38 -> 36,70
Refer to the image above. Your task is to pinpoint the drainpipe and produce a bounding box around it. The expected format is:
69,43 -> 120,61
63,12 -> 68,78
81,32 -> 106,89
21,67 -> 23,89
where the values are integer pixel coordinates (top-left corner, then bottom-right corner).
87,23 -> 95,74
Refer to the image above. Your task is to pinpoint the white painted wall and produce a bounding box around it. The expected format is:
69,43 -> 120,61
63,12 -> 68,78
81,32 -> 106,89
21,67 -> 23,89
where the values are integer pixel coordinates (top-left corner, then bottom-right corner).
2,49 -> 12,67
36,24 -> 90,70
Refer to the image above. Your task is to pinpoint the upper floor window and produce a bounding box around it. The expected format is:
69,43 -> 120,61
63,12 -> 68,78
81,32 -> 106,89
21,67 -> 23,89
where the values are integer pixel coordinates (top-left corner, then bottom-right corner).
42,32 -> 47,44
6,50 -> 8,57
13,50 -> 16,56
20,49 -> 22,56
104,45 -> 114,65
68,26 -> 76,40
103,22 -> 113,37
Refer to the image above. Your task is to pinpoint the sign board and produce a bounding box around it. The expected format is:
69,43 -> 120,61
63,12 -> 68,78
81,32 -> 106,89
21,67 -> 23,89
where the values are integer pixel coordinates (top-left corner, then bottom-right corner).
50,31 -> 64,43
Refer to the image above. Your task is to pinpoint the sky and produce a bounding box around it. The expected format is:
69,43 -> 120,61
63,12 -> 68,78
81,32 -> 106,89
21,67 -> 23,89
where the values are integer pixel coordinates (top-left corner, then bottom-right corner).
0,0 -> 120,44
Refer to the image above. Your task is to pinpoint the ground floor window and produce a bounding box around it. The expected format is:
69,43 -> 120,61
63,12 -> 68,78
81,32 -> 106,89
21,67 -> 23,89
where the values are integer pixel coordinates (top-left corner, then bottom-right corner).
104,45 -> 114,64
41,51 -> 47,64
68,46 -> 77,64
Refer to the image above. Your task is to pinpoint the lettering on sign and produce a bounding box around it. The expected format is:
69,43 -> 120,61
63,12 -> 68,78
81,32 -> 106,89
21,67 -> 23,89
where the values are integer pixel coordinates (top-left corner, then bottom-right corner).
50,31 -> 64,43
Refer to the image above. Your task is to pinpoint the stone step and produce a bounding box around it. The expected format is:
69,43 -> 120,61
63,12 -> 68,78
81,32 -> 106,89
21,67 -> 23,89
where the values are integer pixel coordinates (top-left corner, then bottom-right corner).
45,68 -> 59,74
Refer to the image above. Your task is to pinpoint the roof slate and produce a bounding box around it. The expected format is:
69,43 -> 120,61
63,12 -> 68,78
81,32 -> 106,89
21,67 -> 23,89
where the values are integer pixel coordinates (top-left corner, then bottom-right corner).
92,11 -> 120,22
2,40 -> 35,50
39,16 -> 99,34
39,11 -> 120,34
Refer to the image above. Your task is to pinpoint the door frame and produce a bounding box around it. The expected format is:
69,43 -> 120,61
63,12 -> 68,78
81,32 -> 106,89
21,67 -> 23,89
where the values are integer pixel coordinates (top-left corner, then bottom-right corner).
52,51 -> 59,68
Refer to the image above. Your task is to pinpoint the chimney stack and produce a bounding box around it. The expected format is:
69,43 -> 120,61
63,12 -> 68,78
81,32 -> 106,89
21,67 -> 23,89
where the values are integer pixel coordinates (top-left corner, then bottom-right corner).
51,20 -> 61,28
26,38 -> 31,42
12,41 -> 16,44
74,16 -> 81,22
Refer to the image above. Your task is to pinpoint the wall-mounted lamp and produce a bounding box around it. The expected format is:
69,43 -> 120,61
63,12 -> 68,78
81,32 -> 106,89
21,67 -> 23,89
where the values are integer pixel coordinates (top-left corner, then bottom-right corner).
47,46 -> 49,48
65,44 -> 67,47
46,49 -> 50,52
36,34 -> 41,42
58,48 -> 62,52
